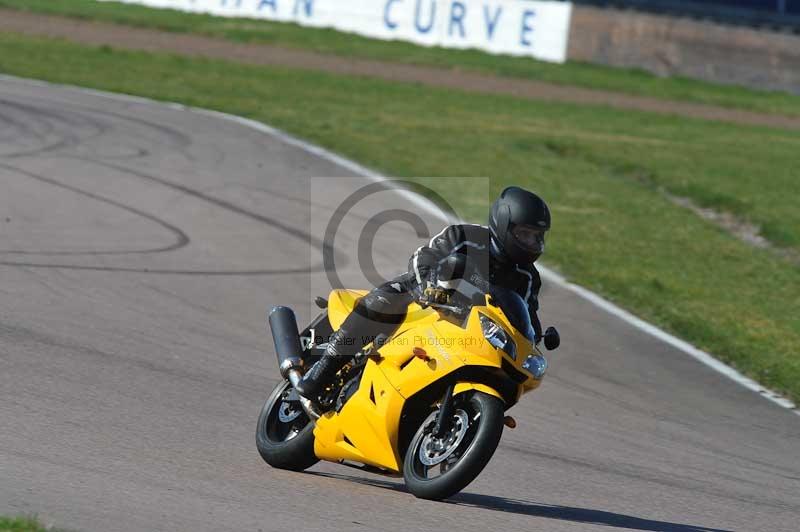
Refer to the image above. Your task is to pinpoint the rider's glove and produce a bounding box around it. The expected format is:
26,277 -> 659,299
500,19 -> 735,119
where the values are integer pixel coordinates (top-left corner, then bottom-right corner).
416,268 -> 451,307
419,283 -> 452,307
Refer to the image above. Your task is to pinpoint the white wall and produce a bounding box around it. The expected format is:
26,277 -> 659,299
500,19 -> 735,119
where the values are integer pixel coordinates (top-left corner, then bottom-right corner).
105,0 -> 573,63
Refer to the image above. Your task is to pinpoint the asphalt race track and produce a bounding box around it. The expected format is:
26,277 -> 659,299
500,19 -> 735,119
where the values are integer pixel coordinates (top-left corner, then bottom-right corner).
1,77 -> 798,532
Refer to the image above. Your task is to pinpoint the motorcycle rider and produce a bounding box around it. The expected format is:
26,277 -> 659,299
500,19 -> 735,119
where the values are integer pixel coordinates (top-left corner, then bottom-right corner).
295,186 -> 550,400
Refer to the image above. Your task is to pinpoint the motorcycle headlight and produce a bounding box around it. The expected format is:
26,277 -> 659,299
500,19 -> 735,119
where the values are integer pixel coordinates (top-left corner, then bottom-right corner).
479,314 -> 516,360
522,354 -> 548,379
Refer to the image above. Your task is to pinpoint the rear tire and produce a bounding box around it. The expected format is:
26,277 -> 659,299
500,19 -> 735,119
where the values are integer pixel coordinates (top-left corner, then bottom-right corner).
403,391 -> 504,500
256,380 -> 319,471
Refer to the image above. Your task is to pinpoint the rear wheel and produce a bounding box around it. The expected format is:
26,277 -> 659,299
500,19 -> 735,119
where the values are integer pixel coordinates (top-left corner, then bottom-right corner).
403,391 -> 504,500
256,380 -> 319,471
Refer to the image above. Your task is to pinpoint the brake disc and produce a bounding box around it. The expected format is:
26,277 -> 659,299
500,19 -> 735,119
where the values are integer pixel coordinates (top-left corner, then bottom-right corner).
418,409 -> 470,466
277,401 -> 302,423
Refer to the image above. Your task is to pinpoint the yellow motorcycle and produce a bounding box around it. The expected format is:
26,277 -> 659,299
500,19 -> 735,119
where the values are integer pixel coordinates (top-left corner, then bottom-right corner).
256,284 -> 559,500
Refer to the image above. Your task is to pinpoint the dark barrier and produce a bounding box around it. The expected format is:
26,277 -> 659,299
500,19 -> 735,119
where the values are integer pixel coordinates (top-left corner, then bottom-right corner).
670,0 -> 798,14
568,3 -> 800,93
573,0 -> 800,29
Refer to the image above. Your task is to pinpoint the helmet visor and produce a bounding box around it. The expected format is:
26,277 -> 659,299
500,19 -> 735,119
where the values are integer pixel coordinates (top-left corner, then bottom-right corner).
511,224 -> 546,254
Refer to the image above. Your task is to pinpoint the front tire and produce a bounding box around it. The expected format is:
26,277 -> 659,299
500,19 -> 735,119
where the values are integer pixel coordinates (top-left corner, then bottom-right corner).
403,391 -> 504,500
256,380 -> 319,471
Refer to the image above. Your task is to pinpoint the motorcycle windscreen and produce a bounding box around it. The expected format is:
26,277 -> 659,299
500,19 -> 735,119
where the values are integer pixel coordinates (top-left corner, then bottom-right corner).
490,286 -> 535,343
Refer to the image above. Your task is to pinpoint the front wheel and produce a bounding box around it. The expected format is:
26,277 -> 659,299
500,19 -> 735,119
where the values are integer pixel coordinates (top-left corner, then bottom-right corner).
403,391 -> 505,500
256,380 -> 319,471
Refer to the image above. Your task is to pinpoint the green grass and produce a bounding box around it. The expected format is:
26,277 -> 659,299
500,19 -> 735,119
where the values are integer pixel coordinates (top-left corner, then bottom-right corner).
0,516 -> 48,532
0,33 -> 798,403
2,0 -> 800,117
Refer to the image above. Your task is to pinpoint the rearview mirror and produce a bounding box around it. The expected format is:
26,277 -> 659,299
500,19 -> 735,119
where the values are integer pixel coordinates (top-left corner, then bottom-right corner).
543,326 -> 560,351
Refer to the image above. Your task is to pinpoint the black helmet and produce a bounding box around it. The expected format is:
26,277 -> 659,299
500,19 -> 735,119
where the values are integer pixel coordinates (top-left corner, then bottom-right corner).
489,186 -> 550,265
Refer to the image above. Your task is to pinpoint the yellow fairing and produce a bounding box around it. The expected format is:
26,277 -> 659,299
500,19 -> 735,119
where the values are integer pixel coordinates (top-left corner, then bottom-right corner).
373,322 -> 466,398
314,290 -> 542,471
453,382 -> 503,400
314,299 -> 458,471
327,289 -> 368,330
313,360 -> 406,471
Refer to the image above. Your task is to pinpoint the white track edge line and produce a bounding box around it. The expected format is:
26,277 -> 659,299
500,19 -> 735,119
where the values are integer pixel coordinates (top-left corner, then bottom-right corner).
3,73 -> 796,415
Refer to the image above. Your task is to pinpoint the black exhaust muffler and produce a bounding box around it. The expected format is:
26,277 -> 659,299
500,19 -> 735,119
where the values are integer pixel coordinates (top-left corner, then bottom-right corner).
268,306 -> 304,379
267,306 -> 321,420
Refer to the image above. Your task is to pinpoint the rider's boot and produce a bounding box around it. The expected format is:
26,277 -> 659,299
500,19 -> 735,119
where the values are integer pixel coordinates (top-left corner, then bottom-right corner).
295,329 -> 352,400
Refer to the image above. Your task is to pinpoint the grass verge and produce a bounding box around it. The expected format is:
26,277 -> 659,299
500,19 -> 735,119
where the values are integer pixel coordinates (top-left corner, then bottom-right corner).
1,0 -> 800,117
0,33 -> 797,403
0,516 -> 48,532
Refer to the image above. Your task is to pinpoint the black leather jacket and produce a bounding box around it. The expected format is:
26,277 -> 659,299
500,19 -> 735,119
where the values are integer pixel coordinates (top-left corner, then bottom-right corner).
408,224 -> 543,338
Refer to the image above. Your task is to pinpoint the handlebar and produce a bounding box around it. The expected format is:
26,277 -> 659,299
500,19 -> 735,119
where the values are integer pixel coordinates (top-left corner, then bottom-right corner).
425,301 -> 467,314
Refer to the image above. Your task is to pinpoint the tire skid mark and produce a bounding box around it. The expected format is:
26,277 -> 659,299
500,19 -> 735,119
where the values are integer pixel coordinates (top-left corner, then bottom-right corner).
0,103 -> 64,155
0,261 -> 320,276
0,93 -> 346,275
0,99 -> 102,158
85,106 -> 193,152
93,158 -> 331,251
1,97 -> 193,162
0,157 -> 345,275
0,108 -> 53,144
0,162 -> 190,256
214,181 -> 437,235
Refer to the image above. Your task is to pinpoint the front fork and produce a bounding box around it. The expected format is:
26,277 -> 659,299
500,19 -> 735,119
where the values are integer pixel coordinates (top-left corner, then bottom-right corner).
436,383 -> 512,432
433,383 -> 456,437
